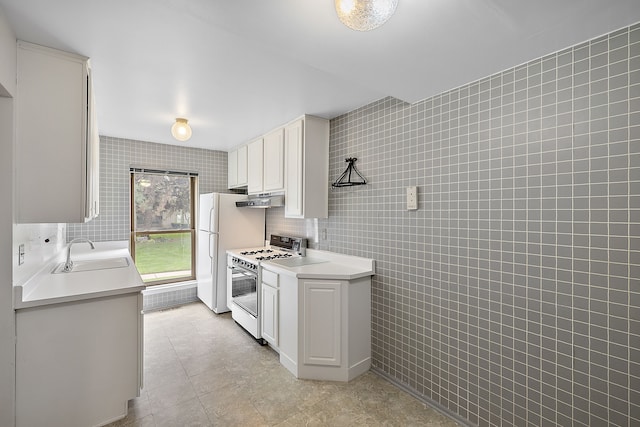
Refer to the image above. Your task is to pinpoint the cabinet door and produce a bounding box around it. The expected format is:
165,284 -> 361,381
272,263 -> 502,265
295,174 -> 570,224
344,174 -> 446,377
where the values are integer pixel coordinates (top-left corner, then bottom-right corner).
16,294 -> 141,427
303,280 -> 341,366
261,283 -> 278,347
263,128 -> 284,192
86,67 -> 100,220
278,274 -> 298,369
247,138 -> 264,194
237,145 -> 248,186
228,149 -> 238,188
16,41 -> 95,223
284,119 -> 304,218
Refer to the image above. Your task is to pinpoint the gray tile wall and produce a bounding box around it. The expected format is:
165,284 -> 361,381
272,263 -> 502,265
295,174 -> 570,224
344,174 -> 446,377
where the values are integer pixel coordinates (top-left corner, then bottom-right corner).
68,136 -> 229,310
268,23 -> 640,427
67,136 -> 228,242
142,285 -> 198,312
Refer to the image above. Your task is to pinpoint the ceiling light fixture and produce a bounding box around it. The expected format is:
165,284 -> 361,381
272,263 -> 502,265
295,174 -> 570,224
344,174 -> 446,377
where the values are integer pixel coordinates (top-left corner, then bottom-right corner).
171,118 -> 192,142
335,0 -> 398,31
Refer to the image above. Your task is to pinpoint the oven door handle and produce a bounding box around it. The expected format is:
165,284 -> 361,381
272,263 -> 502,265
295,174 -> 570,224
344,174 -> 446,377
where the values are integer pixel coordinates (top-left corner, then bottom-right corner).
229,264 -> 256,276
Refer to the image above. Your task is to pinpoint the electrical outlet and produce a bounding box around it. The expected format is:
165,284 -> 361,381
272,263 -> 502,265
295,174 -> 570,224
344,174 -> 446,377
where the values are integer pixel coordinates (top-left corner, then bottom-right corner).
18,244 -> 25,265
407,186 -> 418,210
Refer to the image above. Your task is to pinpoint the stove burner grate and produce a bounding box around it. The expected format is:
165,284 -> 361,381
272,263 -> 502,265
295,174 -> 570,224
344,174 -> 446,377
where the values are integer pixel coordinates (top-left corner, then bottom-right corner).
240,249 -> 274,256
255,253 -> 294,261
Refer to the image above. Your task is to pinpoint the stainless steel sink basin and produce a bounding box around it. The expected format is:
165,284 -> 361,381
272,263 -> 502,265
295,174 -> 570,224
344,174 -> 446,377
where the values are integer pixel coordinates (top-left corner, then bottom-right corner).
269,257 -> 328,268
52,257 -> 130,274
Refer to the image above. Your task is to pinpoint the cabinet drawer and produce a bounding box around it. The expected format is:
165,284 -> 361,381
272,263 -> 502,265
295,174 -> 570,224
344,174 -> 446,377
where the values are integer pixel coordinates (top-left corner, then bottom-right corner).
262,269 -> 279,287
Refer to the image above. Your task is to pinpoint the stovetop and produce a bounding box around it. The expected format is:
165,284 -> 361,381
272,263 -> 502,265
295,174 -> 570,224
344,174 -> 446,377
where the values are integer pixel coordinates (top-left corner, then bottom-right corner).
228,235 -> 307,272
238,248 -> 294,260
231,247 -> 296,262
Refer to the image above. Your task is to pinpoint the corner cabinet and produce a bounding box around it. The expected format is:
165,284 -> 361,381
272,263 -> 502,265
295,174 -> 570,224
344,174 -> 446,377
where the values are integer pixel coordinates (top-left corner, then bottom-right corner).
284,116 -> 329,219
228,145 -> 248,189
279,275 -> 372,382
15,41 -> 99,223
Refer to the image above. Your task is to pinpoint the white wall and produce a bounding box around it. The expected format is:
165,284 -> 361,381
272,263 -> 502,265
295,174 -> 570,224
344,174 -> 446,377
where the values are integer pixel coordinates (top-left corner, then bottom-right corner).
0,6 -> 16,426
0,6 -> 15,97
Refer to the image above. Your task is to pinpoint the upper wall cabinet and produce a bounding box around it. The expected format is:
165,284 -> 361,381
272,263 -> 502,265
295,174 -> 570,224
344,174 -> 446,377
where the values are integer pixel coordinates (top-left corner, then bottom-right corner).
15,41 -> 99,223
247,129 -> 285,195
262,128 -> 285,193
247,137 -> 264,194
228,145 -> 248,189
284,115 -> 329,219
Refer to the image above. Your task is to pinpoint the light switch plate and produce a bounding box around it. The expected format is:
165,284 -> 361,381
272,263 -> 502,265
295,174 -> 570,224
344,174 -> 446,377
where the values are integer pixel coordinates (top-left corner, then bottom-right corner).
407,186 -> 418,210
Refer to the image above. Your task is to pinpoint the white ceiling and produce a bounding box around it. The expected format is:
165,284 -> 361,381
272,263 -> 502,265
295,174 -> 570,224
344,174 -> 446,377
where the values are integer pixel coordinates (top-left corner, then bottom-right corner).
1,0 -> 640,151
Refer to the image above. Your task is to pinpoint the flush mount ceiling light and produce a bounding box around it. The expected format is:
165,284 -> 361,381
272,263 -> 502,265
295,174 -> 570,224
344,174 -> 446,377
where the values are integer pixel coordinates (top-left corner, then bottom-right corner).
171,118 -> 192,142
335,0 -> 398,31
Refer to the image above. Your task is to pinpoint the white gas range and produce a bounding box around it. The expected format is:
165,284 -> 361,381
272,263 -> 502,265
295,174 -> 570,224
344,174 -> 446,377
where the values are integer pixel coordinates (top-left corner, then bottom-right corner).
227,235 -> 307,343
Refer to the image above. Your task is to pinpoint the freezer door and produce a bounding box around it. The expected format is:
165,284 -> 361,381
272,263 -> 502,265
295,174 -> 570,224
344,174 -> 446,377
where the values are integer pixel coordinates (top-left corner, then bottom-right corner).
198,193 -> 217,233
210,193 -> 220,234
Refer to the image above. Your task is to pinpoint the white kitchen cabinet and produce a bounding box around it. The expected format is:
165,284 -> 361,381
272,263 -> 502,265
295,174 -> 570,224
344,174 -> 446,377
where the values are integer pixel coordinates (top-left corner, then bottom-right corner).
262,128 -> 285,193
16,292 -> 143,427
15,41 -> 99,223
247,137 -> 264,193
303,280 -> 342,366
227,145 -> 248,189
284,115 -> 329,219
260,268 -> 279,348
279,274 -> 371,382
247,129 -> 285,195
228,149 -> 238,188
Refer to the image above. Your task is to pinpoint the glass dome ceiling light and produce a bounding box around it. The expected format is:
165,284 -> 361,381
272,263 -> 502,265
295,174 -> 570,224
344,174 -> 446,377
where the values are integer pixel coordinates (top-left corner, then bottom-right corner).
171,118 -> 192,142
335,0 -> 398,31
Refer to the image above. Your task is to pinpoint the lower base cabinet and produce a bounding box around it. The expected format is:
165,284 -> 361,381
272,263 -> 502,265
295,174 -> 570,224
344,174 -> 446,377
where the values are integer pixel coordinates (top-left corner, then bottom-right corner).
16,293 -> 143,427
261,282 -> 279,347
278,275 -> 371,382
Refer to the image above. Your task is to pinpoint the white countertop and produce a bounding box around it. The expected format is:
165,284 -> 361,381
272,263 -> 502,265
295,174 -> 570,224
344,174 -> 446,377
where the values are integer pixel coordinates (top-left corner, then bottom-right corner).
261,249 -> 375,280
14,241 -> 145,309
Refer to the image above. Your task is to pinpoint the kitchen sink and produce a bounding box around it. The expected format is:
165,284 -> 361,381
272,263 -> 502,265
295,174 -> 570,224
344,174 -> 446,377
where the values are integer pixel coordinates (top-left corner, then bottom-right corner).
52,257 -> 130,274
269,257 -> 328,268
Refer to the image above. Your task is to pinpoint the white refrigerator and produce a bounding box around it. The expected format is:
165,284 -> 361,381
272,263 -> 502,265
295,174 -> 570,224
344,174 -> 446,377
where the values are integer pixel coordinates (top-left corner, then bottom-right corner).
197,193 -> 265,313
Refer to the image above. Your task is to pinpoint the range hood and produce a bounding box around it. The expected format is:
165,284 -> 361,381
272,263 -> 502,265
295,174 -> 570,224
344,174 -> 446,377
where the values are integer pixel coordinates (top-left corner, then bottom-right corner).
235,194 -> 284,208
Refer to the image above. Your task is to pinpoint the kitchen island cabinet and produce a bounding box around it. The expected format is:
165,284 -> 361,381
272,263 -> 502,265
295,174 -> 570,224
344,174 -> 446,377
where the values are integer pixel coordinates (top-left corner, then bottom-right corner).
15,41 -> 99,223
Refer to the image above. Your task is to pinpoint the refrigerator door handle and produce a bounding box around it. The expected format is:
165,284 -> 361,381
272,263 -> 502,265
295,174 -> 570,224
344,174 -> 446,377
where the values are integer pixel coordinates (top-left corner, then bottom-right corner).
209,207 -> 215,233
208,233 -> 214,260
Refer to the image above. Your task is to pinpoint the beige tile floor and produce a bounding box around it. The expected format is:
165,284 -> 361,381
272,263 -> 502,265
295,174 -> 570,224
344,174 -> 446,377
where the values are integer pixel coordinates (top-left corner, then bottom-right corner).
107,302 -> 460,427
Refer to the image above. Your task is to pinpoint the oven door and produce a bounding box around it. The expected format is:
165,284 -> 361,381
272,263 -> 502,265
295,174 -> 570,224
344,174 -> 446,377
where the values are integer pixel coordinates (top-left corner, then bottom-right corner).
229,264 -> 258,317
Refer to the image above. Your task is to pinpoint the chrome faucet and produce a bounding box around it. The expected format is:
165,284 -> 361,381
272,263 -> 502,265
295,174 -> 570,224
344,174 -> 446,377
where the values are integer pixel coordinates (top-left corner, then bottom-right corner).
62,238 -> 95,272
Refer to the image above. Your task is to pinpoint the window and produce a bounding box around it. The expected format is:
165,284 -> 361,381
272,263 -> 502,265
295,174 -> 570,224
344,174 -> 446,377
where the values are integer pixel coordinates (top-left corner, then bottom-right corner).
130,169 -> 196,285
